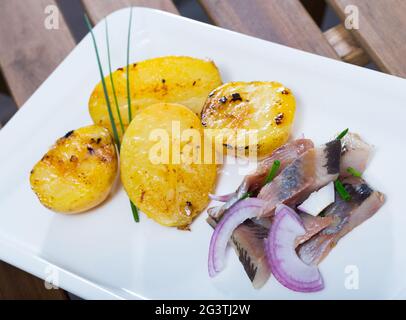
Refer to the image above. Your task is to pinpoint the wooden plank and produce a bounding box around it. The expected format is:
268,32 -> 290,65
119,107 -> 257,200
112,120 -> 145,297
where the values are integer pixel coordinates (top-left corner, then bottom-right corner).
0,73 -> 8,94
81,0 -> 179,24
328,0 -> 406,77
0,0 -> 74,299
199,0 -> 338,59
324,24 -> 369,66
301,0 -> 327,26
0,261 -> 68,300
0,0 -> 76,107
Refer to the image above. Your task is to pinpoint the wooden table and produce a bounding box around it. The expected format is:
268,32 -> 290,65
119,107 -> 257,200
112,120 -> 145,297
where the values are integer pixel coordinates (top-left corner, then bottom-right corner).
0,0 -> 404,299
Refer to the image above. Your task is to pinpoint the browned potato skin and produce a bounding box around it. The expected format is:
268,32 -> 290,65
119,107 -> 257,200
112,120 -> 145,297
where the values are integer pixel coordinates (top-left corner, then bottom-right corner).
89,56 -> 223,140
201,81 -> 296,158
30,125 -> 118,214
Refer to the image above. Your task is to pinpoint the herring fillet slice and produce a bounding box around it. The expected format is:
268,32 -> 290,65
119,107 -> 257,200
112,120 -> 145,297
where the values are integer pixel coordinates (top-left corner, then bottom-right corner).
297,177 -> 385,265
206,139 -> 317,288
295,213 -> 335,246
257,139 -> 342,217
230,220 -> 270,288
208,139 -> 314,220
207,213 -> 334,288
340,132 -> 372,177
208,217 -> 271,288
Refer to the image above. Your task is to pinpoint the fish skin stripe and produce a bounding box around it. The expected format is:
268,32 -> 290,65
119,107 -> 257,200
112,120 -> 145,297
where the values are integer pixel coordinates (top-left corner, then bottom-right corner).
324,140 -> 341,174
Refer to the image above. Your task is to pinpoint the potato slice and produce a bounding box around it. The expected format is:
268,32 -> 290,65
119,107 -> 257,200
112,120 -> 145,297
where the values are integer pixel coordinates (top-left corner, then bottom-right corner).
201,81 -> 296,158
89,56 -> 222,140
120,103 -> 217,228
30,125 -> 118,214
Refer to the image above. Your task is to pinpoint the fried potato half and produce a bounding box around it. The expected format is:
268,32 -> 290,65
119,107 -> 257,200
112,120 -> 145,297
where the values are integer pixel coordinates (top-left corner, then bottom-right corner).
120,103 -> 217,228
89,56 -> 222,140
30,125 -> 118,214
201,81 -> 296,158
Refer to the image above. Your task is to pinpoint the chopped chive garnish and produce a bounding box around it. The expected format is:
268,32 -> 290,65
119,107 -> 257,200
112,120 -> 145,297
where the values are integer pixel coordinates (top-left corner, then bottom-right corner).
85,14 -> 139,222
336,128 -> 349,140
105,19 -> 125,136
265,160 -> 281,184
126,7 -> 133,122
84,14 -> 120,148
240,192 -> 252,200
347,167 -> 362,178
335,180 -> 351,201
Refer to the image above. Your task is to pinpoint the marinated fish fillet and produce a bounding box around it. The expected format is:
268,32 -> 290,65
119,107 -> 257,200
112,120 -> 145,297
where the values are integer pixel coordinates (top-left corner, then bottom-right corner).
295,213 -> 335,246
297,177 -> 385,265
207,214 -> 270,288
207,212 -> 333,288
208,139 -> 314,220
340,133 -> 372,177
258,140 -> 342,217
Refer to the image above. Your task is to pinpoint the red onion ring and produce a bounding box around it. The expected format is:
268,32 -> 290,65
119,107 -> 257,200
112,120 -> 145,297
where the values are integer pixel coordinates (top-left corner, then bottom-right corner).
209,192 -> 236,202
265,204 -> 324,292
208,198 -> 265,277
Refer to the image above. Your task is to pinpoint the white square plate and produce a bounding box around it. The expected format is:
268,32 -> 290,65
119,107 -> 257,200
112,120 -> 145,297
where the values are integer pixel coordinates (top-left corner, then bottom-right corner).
0,7 -> 405,300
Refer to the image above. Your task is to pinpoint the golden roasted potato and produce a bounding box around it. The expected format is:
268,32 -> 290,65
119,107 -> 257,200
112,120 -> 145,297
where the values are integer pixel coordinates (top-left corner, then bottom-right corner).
201,81 -> 296,158
30,125 -> 118,214
120,103 -> 217,228
89,56 -> 222,140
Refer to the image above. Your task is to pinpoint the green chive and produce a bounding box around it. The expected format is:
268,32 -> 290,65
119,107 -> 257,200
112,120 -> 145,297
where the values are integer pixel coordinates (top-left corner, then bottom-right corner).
347,167 -> 362,178
265,160 -> 281,184
84,14 -> 120,148
85,14 -> 139,222
105,19 -> 125,136
335,180 -> 351,201
240,192 -> 252,200
126,7 -> 133,122
124,8 -> 140,222
130,200 -> 140,222
336,128 -> 349,140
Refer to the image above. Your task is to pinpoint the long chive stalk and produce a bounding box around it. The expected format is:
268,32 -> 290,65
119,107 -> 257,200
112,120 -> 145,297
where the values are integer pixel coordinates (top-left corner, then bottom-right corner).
125,7 -> 139,222
126,7 -> 133,122
84,14 -> 120,148
84,14 -> 139,222
105,19 -> 125,136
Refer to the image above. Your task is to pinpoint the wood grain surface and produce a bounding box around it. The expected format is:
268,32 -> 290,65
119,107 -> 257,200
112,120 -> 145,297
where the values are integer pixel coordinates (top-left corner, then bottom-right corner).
328,0 -> 406,77
0,0 -> 76,107
82,0 -> 179,24
0,0 -> 77,300
199,0 -> 338,58
324,24 -> 369,66
0,262 -> 68,300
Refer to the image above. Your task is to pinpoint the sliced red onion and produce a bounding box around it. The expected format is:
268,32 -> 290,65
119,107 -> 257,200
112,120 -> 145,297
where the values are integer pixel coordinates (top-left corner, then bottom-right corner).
265,204 -> 324,292
209,192 -> 236,202
208,198 -> 265,277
